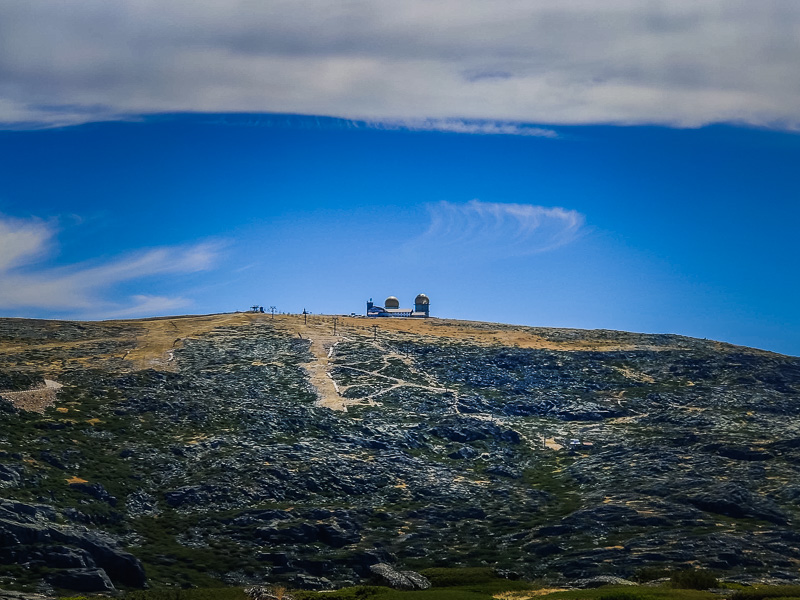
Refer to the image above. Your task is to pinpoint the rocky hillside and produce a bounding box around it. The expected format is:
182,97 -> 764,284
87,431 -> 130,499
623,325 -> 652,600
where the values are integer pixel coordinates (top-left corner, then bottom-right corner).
0,313 -> 798,594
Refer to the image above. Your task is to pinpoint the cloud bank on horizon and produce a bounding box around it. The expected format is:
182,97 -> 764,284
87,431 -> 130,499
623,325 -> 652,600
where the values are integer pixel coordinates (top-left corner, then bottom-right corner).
2,1 -> 799,130
0,216 -> 221,318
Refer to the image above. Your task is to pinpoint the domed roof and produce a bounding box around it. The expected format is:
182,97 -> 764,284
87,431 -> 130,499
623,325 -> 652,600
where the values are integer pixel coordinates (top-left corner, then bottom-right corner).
414,294 -> 430,305
385,296 -> 400,308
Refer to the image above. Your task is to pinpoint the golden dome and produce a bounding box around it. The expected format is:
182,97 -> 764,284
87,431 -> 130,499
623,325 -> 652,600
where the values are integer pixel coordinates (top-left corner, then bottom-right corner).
415,294 -> 430,305
384,296 -> 400,308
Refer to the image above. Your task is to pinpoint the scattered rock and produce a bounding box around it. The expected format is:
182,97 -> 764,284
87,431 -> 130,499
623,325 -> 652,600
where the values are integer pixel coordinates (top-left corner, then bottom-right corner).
0,590 -> 53,599
291,574 -> 332,590
571,575 -> 637,588
0,465 -> 21,488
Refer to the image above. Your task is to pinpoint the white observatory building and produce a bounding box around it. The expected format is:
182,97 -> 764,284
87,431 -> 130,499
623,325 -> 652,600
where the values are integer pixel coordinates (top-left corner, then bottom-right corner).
366,294 -> 430,318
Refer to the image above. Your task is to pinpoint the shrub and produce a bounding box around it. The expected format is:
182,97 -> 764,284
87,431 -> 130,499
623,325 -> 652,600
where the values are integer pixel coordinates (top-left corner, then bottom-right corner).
633,567 -> 671,583
670,569 -> 719,590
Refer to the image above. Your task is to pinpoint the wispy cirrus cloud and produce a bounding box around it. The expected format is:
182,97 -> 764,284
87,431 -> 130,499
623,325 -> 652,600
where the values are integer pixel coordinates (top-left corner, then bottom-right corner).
0,216 -> 222,317
405,200 -> 585,262
1,1 -> 800,130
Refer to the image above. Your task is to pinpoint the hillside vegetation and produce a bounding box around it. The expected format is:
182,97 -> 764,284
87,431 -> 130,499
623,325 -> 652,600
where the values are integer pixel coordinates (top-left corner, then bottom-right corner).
0,313 -> 798,595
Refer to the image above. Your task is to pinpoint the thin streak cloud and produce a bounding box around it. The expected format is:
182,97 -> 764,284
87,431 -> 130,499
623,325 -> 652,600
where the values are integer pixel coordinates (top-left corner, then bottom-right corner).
368,120 -> 558,137
199,114 -> 558,137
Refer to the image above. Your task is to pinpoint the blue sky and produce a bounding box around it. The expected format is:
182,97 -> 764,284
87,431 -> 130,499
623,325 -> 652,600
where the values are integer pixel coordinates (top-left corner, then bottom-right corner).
0,2 -> 799,355
1,117 -> 798,355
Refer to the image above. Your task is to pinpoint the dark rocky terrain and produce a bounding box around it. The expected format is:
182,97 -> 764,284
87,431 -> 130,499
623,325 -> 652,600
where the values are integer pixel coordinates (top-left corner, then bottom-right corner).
0,313 -> 798,594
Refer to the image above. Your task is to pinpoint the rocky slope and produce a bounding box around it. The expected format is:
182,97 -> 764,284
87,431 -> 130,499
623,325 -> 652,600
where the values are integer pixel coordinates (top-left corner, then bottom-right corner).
0,313 -> 798,594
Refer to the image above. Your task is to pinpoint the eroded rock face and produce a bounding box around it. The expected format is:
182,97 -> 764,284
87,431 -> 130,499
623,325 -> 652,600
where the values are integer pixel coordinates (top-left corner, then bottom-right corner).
0,315 -> 798,590
47,568 -> 115,592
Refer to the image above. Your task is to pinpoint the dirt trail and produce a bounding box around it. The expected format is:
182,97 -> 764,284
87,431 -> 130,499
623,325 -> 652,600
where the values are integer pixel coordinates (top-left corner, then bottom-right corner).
269,316 -> 359,411
335,363 -> 449,399
306,334 -> 350,411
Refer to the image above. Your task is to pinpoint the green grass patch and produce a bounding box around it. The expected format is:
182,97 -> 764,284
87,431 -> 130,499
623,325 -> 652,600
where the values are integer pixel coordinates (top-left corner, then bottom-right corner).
124,589 -> 248,600
419,567 -> 503,587
295,568 -> 535,600
732,587 -> 800,600
295,586 -> 523,600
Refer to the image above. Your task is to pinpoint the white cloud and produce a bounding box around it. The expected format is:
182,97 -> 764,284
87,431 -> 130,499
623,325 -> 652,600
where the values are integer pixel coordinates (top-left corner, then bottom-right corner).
1,1 -> 799,130
405,200 -> 585,261
0,217 -> 53,270
0,216 -> 221,316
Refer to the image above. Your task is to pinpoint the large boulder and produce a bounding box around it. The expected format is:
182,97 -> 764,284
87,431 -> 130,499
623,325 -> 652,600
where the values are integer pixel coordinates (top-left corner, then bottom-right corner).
369,563 -> 431,590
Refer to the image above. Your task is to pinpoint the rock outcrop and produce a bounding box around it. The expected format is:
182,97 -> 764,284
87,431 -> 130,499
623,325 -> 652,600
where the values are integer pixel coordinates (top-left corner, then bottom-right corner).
369,563 -> 431,590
